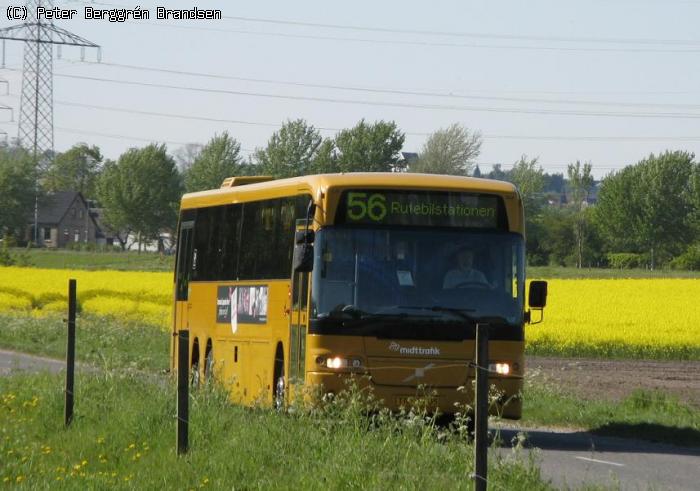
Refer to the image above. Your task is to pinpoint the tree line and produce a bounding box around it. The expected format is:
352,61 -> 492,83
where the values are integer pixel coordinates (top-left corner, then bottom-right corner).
0,118 -> 698,269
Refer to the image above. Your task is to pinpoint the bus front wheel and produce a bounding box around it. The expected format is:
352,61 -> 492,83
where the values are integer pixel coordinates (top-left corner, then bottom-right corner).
190,340 -> 200,388
273,344 -> 285,410
204,341 -> 214,384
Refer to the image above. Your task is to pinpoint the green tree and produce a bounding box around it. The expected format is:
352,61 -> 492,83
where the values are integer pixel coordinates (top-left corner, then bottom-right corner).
538,206 -> 604,267
507,156 -> 546,265
689,163 -> 700,236
543,172 -> 565,194
0,145 -> 37,239
254,119 -> 324,178
97,144 -> 182,251
595,151 -> 695,269
594,165 -> 639,253
310,138 -> 338,174
567,161 -> 595,268
486,164 -> 509,181
334,119 -> 405,172
184,132 -> 242,192
174,143 -> 203,173
509,155 -> 545,217
44,143 -> 102,198
410,123 -> 481,175
538,207 -> 576,266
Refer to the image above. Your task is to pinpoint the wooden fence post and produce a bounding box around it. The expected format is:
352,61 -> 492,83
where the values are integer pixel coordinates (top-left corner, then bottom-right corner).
472,323 -> 489,491
64,279 -> 76,427
177,330 -> 189,454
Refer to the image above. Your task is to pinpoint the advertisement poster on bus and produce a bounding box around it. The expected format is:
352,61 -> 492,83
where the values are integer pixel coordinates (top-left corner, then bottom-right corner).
216,285 -> 268,331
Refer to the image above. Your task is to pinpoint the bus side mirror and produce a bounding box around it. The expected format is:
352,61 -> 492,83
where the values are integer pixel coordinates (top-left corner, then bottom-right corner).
293,200 -> 317,273
528,281 -> 548,308
293,243 -> 314,272
295,230 -> 315,244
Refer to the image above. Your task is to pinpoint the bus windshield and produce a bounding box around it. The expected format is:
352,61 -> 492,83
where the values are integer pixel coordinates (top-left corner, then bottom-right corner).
311,227 -> 525,327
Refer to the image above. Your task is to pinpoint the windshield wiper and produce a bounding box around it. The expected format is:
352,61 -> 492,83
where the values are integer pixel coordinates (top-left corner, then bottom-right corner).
399,305 -> 475,322
328,305 -> 367,319
399,305 -> 509,325
328,305 -> 435,331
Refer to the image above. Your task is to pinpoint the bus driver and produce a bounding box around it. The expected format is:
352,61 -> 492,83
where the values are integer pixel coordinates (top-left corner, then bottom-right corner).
443,249 -> 489,288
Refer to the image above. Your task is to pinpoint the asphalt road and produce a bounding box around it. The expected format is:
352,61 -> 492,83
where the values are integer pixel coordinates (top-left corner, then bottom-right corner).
2,349 -> 699,489
495,426 -> 700,490
0,348 -> 67,375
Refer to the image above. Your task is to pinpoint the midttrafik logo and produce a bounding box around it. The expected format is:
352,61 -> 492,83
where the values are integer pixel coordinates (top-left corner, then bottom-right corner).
388,341 -> 440,356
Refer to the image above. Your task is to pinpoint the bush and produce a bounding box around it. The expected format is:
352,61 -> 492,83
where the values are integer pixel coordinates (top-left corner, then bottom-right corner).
669,245 -> 700,271
606,252 -> 647,269
0,240 -> 15,266
15,243 -> 33,267
526,252 -> 548,266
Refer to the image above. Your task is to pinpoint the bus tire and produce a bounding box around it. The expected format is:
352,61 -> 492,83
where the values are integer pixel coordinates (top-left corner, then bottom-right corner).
204,340 -> 214,384
190,339 -> 200,388
273,343 -> 285,410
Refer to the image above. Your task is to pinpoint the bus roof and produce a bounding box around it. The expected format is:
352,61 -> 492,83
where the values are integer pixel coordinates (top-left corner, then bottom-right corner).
180,173 -> 519,210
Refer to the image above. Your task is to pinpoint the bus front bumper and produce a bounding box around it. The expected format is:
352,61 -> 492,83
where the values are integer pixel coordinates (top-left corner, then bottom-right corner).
306,371 -> 523,419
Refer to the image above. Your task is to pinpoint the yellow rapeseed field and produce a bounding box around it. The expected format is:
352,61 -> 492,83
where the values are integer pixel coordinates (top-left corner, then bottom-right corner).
0,267 -> 698,358
0,266 -> 171,329
528,279 -> 700,359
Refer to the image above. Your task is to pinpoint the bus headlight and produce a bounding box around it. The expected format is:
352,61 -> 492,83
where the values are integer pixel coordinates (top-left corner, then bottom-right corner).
489,363 -> 511,375
327,357 -> 345,369
317,356 -> 363,370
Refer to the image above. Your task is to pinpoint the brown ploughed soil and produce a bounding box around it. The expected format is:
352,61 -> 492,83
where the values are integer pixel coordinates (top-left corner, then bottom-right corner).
526,356 -> 700,408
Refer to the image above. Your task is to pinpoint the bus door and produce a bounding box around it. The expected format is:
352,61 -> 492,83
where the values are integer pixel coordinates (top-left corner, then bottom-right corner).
289,270 -> 310,388
174,218 -> 195,347
289,218 -> 311,389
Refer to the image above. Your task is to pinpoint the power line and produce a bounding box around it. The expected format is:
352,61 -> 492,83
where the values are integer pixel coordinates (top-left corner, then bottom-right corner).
3,94 -> 698,143
56,1 -> 700,54
47,72 -> 700,120
109,24 -> 700,54
60,59 -> 700,96
64,1 -> 700,49
222,15 -> 700,47
481,134 -> 700,142
54,125 -> 256,152
53,99 -> 308,130
68,61 -> 700,111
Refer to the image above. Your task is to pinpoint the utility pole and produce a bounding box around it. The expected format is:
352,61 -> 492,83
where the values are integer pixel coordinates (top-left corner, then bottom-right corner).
0,1 -> 99,244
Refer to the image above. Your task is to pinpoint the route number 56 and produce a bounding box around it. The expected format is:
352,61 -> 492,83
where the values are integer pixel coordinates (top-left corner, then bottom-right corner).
347,192 -> 387,221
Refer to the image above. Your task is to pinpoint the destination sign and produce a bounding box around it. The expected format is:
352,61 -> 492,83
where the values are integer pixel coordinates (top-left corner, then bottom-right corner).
336,190 -> 506,229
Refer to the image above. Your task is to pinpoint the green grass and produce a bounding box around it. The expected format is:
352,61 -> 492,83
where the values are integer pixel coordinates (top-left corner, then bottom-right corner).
0,316 -> 553,488
521,373 -> 700,447
529,265 -> 700,279
2,313 -> 697,449
10,248 -> 174,272
0,372 -> 551,489
0,314 -> 169,372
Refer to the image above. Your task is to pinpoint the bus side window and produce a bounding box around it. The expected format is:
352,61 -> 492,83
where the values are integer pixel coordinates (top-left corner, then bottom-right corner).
192,206 -> 221,281
175,219 -> 195,301
220,205 -> 242,280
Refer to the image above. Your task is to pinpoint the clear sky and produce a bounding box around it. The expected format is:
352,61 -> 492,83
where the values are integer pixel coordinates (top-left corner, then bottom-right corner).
1,0 -> 699,178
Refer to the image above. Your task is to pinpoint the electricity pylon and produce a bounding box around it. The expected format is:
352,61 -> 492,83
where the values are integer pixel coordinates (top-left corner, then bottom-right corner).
0,0 -> 100,242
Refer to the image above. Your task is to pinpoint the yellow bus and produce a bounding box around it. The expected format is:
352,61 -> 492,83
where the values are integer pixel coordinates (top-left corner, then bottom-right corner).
172,173 -> 547,419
